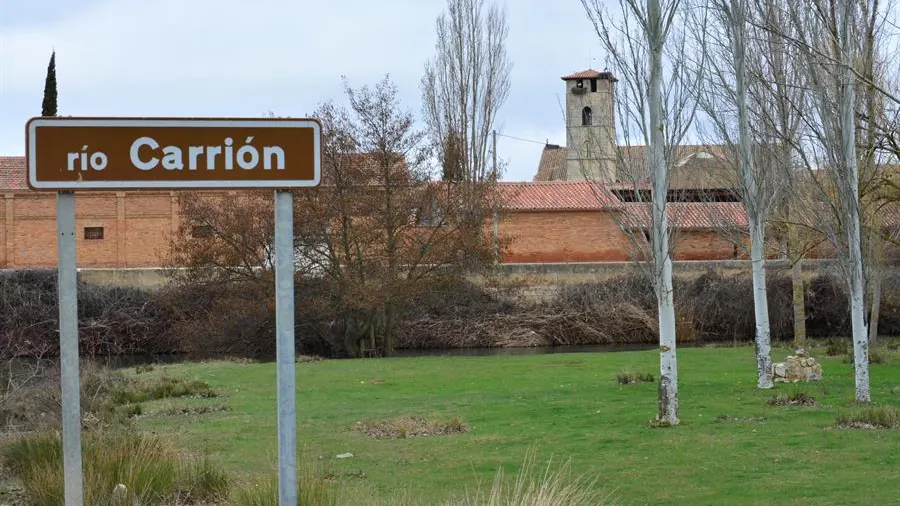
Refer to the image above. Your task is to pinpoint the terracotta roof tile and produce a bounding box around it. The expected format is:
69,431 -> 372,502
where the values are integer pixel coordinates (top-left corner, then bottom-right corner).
0,156 -> 27,190
499,181 -> 620,211
617,202 -> 748,230
533,145 -> 568,182
561,69 -> 617,81
533,144 -> 738,190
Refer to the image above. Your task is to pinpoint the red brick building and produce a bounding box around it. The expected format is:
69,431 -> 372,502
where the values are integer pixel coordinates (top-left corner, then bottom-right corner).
1,155 -> 747,268
2,156 -> 179,268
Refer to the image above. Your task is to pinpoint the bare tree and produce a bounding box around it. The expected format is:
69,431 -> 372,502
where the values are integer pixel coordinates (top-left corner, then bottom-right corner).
168,76 -> 497,358
694,0 -> 778,388
786,0 -> 881,402
581,0 -> 703,425
421,0 -> 512,186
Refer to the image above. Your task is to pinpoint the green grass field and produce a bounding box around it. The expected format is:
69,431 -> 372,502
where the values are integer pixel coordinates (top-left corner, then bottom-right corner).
128,346 -> 900,505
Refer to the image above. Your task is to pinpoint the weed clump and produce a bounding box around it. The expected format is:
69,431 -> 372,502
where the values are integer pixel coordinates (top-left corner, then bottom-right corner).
823,337 -> 849,357
835,405 -> 900,429
616,371 -> 655,385
767,391 -> 817,407
113,377 -> 217,404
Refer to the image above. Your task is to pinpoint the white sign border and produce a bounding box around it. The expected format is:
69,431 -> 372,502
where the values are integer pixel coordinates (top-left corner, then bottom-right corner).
27,118 -> 321,190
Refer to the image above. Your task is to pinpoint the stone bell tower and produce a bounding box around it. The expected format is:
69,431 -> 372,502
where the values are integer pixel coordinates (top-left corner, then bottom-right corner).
561,69 -> 617,182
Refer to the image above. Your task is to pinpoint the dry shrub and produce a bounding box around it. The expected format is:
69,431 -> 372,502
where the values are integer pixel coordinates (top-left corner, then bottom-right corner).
397,275 -> 660,349
0,270 -> 178,360
805,275 -> 851,338
1,361 -> 131,432
681,270 -> 793,342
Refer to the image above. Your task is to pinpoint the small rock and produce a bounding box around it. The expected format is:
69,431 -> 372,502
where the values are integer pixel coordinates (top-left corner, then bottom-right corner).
336,452 -> 354,459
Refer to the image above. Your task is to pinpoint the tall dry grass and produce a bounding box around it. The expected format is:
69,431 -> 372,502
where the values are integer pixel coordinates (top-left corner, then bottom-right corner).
2,431 -> 227,506
445,453 -> 618,506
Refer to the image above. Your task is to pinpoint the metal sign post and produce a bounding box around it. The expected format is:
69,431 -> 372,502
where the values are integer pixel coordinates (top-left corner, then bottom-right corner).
27,117 -> 320,506
56,191 -> 84,506
274,189 -> 297,505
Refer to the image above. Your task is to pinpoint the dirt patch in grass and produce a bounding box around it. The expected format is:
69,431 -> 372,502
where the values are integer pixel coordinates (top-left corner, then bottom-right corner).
767,391 -> 817,407
160,405 -> 230,417
616,371 -> 655,385
714,415 -> 768,423
354,416 -> 469,440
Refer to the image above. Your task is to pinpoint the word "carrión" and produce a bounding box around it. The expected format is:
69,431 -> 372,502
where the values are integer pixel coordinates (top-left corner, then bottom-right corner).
66,137 -> 287,172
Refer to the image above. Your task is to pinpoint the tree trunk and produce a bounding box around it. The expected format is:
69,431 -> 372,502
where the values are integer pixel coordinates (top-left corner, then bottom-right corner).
868,268 -> 881,344
839,0 -> 869,402
791,256 -> 807,345
749,217 -> 774,388
648,0 -> 678,425
731,0 -> 772,388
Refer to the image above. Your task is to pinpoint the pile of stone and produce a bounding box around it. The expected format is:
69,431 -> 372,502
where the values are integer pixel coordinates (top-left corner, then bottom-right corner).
773,348 -> 823,383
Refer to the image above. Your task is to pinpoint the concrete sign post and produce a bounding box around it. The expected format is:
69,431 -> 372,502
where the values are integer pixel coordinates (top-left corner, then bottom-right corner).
27,117 -> 320,506
274,190 -> 297,504
56,191 -> 83,506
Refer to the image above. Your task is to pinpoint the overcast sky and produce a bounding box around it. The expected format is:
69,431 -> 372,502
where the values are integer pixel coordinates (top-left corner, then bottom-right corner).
0,0 -> 615,182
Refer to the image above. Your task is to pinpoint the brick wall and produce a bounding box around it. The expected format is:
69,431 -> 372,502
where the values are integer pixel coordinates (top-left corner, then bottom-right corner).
498,210 -> 743,263
1,192 -> 843,269
674,230 -> 738,260
500,210 -> 632,263
1,191 -> 177,268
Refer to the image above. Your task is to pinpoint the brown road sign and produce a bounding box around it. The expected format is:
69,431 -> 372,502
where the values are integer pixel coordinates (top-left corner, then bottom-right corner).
26,117 -> 321,190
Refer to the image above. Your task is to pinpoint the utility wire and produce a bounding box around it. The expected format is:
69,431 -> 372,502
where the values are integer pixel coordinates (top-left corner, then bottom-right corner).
496,133 -> 557,146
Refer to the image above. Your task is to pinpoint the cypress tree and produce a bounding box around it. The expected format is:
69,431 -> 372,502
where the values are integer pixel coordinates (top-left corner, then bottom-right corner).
41,51 -> 57,116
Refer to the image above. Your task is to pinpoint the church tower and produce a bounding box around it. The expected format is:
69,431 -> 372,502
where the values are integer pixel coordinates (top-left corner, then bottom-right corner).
561,70 -> 617,182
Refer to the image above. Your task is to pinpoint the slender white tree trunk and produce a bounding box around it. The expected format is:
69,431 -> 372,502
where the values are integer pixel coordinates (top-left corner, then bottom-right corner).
849,248 -> 870,401
838,0 -> 870,402
648,0 -> 678,425
730,0 -> 773,388
749,217 -> 774,387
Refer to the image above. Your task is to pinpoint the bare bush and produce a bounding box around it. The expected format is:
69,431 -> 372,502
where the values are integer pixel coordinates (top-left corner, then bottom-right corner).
0,271 -> 177,360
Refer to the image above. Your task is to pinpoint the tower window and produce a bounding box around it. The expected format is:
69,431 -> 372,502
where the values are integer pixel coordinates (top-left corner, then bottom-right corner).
575,79 -> 584,88
582,107 -> 593,126
590,79 -> 597,92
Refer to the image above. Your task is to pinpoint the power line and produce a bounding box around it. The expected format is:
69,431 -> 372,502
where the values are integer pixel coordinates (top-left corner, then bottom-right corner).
496,133 -> 556,146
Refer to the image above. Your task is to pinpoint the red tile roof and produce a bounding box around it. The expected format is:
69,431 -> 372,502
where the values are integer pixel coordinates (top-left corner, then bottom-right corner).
0,156 -> 27,190
561,69 -> 616,81
499,180 -> 621,211
533,145 -> 568,182
617,202 -> 749,230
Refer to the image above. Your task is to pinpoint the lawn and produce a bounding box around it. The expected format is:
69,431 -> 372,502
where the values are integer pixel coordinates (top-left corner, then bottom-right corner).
128,345 -> 900,505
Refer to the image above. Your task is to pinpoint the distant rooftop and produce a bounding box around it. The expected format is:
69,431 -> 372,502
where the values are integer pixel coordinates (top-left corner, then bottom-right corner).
561,69 -> 617,81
